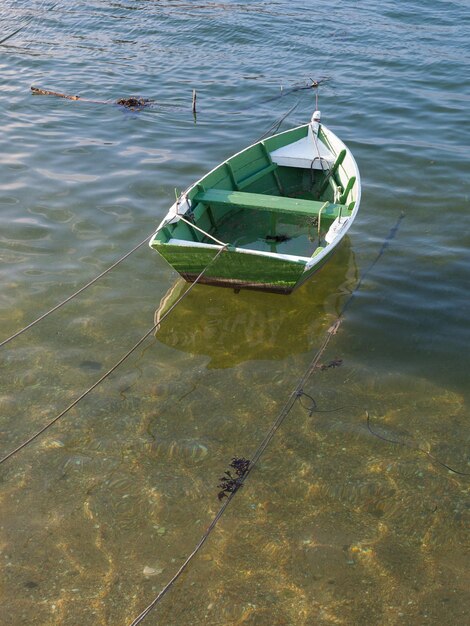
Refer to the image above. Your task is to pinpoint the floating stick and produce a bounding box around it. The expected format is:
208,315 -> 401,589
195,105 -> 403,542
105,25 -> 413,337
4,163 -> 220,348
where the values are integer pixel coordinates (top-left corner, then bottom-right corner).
192,89 -> 197,122
31,86 -> 152,110
31,86 -> 81,100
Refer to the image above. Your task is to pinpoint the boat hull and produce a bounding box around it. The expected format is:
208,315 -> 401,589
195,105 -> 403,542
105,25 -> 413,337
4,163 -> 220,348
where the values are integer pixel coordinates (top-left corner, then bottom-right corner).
150,118 -> 360,294
156,240 -> 338,294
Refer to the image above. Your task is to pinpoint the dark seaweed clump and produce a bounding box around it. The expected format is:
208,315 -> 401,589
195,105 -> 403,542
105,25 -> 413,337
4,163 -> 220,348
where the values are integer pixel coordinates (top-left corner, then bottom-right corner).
116,97 -> 152,110
320,358 -> 343,371
218,457 -> 250,500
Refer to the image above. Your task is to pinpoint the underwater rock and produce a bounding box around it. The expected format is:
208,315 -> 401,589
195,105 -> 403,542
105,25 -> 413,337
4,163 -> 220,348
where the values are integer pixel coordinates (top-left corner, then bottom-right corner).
150,439 -> 208,463
143,565 -> 163,576
79,360 -> 103,371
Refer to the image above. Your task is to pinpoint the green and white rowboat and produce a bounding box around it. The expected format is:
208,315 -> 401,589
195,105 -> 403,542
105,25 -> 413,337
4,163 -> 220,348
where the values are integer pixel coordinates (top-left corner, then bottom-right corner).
150,111 -> 360,294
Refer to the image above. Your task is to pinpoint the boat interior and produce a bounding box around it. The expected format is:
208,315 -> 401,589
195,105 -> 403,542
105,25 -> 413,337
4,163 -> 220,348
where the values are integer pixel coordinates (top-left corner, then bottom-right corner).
156,125 -> 357,258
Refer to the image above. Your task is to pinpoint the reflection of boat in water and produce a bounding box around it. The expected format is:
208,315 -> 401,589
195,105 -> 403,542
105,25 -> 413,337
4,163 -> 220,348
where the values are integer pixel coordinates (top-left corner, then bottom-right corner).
154,240 -> 357,368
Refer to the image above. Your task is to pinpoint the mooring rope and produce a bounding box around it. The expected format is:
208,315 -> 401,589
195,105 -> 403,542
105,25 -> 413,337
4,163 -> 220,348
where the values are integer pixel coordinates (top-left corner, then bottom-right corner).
176,214 -> 229,247
0,245 -> 227,466
257,101 -> 299,141
0,0 -> 59,47
0,81 -> 324,352
128,213 -> 407,625
1,91 -> 313,351
129,318 -> 340,626
342,212 -> 405,314
129,211 -> 470,623
0,234 -> 152,349
366,412 -> 470,476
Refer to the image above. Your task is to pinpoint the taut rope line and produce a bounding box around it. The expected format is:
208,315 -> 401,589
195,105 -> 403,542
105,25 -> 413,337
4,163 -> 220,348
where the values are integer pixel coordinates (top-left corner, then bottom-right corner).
0,234 -> 153,349
129,319 -> 340,626
128,213 -> 407,625
257,101 -> 299,141
366,412 -> 470,477
129,213 -> 469,626
0,246 -> 227,466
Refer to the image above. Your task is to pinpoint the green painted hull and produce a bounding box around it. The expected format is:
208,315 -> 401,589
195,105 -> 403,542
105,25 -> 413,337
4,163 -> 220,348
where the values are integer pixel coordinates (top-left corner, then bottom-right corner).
150,119 -> 361,294
155,243 -> 307,294
153,240 -> 340,294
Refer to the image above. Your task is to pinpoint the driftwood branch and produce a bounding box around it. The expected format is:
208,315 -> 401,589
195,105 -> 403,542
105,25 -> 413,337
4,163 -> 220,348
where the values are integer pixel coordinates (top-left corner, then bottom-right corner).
31,86 -> 81,101
31,85 -> 199,117
31,86 -> 151,110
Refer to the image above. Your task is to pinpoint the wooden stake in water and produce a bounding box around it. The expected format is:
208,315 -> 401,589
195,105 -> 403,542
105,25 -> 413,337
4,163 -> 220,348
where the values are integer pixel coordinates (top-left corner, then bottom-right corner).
192,89 -> 197,121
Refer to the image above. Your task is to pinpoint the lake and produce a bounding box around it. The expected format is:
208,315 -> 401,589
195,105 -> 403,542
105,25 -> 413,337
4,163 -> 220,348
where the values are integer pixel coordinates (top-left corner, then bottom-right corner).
0,1 -> 469,624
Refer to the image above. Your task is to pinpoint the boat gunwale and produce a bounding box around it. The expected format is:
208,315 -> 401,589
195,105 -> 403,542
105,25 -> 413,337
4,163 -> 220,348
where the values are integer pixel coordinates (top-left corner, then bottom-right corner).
161,237 -> 309,264
149,121 -> 361,275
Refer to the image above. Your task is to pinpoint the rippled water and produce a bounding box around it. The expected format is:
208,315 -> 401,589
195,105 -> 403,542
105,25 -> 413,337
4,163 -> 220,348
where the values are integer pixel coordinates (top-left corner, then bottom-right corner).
0,1 -> 469,624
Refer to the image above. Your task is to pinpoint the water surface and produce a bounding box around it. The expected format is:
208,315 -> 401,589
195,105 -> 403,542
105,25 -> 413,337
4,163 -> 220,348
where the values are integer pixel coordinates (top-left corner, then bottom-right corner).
0,1 -> 469,624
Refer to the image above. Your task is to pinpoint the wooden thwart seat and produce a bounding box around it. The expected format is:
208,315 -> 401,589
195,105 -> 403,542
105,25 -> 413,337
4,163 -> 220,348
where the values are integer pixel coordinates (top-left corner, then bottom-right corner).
193,189 -> 345,219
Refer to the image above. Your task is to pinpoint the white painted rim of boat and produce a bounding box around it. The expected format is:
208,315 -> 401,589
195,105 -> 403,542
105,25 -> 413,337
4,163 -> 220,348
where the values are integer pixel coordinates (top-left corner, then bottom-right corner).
305,124 -> 361,270
166,238 -> 308,264
149,121 -> 361,271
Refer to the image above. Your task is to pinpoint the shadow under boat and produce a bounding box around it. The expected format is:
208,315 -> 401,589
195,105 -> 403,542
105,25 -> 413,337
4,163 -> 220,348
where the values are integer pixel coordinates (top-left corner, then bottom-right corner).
154,239 -> 357,369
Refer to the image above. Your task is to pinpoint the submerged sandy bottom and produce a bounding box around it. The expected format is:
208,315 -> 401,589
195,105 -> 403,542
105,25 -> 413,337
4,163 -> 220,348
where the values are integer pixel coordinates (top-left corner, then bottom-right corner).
1,294 -> 468,624
1,0 -> 469,623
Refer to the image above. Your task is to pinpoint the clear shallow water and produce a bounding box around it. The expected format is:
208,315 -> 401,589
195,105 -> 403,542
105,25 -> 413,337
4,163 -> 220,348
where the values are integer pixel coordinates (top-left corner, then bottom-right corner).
0,1 -> 469,624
